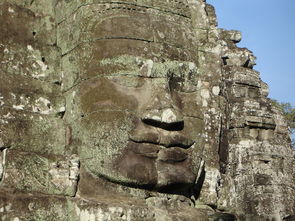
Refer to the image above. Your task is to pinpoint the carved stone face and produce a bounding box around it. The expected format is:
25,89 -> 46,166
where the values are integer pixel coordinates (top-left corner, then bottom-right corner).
59,1 -> 206,193
70,57 -> 205,192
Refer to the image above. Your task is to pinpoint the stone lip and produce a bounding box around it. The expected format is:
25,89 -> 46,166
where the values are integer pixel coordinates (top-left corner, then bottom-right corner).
129,130 -> 195,149
114,140 -> 196,189
157,147 -> 188,163
127,140 -> 189,163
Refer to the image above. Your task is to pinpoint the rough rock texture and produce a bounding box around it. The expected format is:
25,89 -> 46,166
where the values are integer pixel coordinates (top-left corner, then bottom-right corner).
0,0 -> 294,220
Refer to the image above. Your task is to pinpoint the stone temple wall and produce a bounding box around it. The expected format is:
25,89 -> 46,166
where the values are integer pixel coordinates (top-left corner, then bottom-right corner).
0,0 -> 294,220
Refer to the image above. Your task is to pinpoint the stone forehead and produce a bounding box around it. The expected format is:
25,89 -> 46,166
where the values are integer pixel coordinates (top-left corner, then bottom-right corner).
62,0 -> 192,19
84,5 -> 194,45
58,0 -> 198,62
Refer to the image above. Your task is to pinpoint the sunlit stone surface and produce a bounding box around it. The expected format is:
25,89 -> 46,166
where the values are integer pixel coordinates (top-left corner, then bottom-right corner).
0,0 -> 294,220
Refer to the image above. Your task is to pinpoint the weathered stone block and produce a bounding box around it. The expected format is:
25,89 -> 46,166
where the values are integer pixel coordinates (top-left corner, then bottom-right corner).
2,150 -> 78,196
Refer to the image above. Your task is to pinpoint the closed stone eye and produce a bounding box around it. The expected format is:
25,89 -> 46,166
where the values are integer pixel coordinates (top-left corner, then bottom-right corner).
109,76 -> 146,88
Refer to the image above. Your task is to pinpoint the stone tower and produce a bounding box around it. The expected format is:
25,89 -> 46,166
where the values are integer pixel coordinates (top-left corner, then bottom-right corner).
0,0 -> 294,220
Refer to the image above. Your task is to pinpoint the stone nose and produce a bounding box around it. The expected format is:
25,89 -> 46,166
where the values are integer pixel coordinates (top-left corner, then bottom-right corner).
141,107 -> 184,131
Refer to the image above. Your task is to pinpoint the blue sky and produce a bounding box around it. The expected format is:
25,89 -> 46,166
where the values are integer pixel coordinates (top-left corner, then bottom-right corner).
206,0 -> 295,106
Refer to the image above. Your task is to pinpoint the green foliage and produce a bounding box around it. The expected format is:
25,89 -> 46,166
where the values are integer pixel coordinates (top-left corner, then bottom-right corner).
270,99 -> 295,147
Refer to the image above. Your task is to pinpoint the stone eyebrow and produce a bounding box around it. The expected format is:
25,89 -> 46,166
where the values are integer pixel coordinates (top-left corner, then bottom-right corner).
100,56 -> 198,78
151,62 -> 198,78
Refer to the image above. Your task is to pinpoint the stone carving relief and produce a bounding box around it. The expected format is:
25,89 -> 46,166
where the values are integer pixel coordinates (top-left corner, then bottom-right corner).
67,58 -> 205,195
0,0 -> 294,220
49,155 -> 80,196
